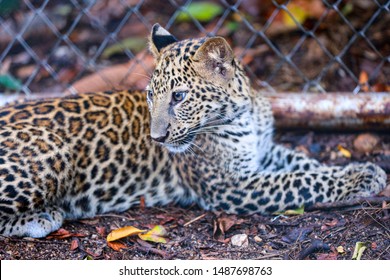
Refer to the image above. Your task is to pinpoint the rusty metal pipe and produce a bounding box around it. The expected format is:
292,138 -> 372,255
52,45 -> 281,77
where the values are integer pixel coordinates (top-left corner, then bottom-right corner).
266,92 -> 390,131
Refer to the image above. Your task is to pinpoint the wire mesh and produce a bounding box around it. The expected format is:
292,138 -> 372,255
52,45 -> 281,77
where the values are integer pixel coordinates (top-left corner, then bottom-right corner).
0,0 -> 389,96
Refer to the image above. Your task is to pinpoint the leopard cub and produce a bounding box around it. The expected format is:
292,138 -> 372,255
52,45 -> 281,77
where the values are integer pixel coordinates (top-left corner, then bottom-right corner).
0,24 -> 386,237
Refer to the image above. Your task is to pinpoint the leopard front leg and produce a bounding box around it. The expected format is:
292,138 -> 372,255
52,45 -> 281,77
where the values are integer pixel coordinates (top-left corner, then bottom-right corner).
0,125 -> 72,237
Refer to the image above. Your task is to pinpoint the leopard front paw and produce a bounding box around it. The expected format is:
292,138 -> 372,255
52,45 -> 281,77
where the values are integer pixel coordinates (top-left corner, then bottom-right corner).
342,162 -> 387,200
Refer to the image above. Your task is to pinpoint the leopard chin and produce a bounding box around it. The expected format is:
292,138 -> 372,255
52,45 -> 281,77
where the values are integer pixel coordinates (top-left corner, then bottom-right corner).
164,143 -> 191,153
159,133 -> 196,154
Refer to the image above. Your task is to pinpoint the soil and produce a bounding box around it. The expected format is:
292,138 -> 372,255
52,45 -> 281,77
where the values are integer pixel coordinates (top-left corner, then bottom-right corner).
1,131 -> 389,260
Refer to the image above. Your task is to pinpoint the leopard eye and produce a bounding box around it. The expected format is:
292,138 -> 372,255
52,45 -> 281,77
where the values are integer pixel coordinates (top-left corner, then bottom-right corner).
147,90 -> 153,102
172,91 -> 187,104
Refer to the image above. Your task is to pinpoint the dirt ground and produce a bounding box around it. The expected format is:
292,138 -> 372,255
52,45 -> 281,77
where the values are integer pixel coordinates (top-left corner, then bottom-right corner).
1,131 -> 389,260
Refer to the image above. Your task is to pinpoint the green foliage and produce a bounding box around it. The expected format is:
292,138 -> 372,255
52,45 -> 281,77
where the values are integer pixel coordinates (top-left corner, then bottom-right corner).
102,37 -> 147,59
0,0 -> 20,16
0,74 -> 22,91
352,242 -> 367,260
176,2 -> 223,22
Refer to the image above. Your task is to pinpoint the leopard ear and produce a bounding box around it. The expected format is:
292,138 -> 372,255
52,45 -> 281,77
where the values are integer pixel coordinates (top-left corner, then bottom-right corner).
149,23 -> 178,59
192,37 -> 234,82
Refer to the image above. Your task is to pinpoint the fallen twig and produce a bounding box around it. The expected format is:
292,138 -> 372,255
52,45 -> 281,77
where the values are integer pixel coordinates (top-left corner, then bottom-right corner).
255,253 -> 283,260
184,213 -> 207,227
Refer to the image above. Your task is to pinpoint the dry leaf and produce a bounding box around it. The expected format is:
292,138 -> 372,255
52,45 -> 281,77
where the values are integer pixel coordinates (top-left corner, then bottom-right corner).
106,226 -> 146,242
138,225 -> 168,244
336,246 -> 345,254
96,226 -> 106,236
337,144 -> 351,158
156,214 -> 175,225
359,71 -> 369,92
47,228 -> 85,239
48,228 -> 70,236
107,241 -> 127,251
213,214 -> 244,242
70,238 -> 79,251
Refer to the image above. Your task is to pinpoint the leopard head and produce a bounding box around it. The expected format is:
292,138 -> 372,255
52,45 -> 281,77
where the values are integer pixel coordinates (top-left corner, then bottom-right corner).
147,24 -> 251,153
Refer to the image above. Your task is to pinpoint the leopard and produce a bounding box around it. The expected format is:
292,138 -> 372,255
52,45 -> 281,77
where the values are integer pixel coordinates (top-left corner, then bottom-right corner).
0,24 -> 387,238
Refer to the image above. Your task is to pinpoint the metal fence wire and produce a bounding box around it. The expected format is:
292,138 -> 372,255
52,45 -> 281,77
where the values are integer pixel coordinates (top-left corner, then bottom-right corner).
0,0 -> 389,96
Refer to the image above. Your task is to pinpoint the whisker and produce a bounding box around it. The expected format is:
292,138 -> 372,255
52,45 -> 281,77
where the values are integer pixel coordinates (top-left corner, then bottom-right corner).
132,72 -> 151,80
188,141 -> 204,153
186,145 -> 198,158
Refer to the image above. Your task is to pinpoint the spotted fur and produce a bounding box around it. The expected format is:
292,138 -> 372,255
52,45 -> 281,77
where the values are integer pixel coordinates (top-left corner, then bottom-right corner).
0,24 -> 386,237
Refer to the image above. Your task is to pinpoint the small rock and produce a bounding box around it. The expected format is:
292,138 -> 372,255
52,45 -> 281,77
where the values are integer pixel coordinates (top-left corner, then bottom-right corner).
353,133 -> 379,153
330,151 -> 338,160
231,234 -> 249,247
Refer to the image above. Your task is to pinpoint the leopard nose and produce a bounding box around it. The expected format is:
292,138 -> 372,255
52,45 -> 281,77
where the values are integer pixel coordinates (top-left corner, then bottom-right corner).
152,131 -> 170,143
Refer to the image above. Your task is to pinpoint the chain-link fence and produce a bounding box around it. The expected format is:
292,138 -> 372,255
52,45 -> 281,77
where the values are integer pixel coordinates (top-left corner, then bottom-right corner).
0,0 -> 389,96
